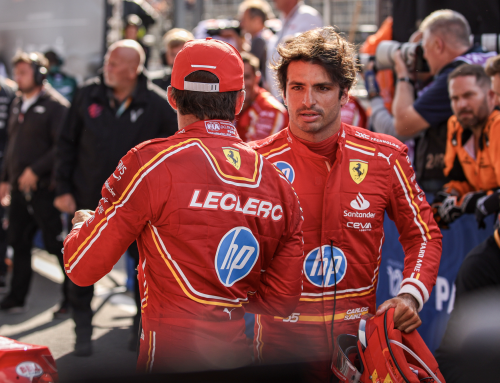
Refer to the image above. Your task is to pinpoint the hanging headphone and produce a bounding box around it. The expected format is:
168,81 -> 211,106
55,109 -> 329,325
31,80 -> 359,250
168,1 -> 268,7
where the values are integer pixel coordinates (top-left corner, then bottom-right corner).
29,53 -> 47,86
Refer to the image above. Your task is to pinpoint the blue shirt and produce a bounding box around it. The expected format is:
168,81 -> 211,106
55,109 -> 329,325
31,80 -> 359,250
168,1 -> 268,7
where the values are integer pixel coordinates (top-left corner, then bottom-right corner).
414,47 -> 495,128
414,65 -> 456,128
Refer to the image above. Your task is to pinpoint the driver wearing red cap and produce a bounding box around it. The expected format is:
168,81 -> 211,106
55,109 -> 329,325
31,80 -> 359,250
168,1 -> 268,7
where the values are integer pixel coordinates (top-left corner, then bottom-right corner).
63,38 -> 304,373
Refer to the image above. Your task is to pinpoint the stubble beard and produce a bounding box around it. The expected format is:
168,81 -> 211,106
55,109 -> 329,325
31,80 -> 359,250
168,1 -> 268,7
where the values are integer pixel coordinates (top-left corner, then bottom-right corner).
457,100 -> 490,130
20,84 -> 37,96
292,104 -> 341,135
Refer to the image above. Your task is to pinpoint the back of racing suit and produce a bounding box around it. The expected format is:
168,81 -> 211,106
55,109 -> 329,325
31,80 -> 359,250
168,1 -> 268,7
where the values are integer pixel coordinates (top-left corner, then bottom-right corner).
63,119 -> 304,373
250,124 -> 442,381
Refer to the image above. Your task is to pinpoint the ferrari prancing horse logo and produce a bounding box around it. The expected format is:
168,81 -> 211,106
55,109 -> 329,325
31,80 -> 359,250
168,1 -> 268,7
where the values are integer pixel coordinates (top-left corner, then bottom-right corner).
350,160 -> 368,184
223,147 -> 241,170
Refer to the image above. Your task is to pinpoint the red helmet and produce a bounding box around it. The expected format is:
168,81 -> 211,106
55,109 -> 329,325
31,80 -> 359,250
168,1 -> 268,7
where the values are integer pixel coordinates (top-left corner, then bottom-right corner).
333,308 -> 446,383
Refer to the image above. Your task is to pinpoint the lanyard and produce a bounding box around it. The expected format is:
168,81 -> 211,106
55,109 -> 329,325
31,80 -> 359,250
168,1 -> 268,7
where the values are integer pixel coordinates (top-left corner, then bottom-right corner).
276,3 -> 300,43
115,96 -> 132,118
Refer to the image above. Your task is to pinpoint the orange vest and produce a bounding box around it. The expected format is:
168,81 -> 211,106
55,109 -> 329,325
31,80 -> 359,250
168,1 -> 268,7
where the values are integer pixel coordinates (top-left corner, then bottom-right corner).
443,110 -> 500,196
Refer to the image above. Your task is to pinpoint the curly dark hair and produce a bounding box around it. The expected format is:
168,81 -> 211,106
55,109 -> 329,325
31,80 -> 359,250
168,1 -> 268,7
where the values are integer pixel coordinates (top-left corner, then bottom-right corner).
272,27 -> 358,97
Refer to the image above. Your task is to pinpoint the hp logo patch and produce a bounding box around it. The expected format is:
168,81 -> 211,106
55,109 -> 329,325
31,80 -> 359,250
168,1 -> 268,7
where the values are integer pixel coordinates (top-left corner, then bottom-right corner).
273,161 -> 295,183
215,227 -> 259,287
303,245 -> 347,287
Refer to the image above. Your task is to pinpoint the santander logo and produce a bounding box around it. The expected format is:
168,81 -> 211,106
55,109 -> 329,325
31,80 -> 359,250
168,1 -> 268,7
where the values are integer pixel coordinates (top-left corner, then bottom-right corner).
350,193 -> 370,211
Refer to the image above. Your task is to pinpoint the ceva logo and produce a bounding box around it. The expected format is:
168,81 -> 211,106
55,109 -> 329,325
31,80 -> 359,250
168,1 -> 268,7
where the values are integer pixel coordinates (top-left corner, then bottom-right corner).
350,192 -> 370,211
215,227 -> 259,287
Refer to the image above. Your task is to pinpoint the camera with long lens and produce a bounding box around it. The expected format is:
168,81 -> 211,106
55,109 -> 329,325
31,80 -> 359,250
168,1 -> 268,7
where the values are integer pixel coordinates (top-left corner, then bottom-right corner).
373,34 -> 500,73
375,40 -> 430,72
473,33 -> 500,54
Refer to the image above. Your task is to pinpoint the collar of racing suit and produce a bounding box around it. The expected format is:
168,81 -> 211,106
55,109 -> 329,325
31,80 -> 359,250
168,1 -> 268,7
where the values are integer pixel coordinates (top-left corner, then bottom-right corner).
174,118 -> 242,141
292,129 -> 340,164
285,124 -> 346,169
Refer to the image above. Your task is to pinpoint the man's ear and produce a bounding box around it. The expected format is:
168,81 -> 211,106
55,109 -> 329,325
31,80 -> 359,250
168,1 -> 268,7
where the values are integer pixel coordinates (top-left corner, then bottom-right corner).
435,36 -> 445,54
340,88 -> 349,107
167,86 -> 178,111
235,90 -> 246,115
487,88 -> 497,108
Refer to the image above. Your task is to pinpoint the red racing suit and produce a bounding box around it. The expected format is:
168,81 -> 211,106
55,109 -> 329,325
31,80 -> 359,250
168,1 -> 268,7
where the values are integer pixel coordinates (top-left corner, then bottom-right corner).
235,87 -> 288,142
63,119 -> 304,373
249,124 -> 442,381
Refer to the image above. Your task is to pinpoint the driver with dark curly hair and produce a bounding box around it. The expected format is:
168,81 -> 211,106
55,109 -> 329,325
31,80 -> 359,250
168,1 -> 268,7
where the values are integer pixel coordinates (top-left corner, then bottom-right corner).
249,27 -> 442,382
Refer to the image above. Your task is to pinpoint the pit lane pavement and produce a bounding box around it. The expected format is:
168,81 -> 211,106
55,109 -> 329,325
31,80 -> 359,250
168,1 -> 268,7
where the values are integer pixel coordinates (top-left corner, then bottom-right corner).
0,249 -> 138,382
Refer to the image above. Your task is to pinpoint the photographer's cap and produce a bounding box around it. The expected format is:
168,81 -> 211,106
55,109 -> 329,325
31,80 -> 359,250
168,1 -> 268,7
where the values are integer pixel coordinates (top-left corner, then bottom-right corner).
171,37 -> 244,92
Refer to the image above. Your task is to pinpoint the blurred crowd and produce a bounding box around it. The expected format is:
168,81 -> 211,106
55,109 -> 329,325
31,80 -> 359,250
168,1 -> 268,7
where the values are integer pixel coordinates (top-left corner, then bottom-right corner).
0,1 -> 499,381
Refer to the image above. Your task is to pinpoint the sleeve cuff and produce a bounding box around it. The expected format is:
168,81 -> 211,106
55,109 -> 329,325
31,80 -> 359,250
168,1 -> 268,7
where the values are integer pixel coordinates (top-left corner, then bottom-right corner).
399,277 -> 430,312
72,222 -> 84,230
398,285 -> 424,312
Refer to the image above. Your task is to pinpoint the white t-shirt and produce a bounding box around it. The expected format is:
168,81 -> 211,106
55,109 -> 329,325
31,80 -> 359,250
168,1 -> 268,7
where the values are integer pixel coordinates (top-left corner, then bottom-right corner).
266,2 -> 323,99
21,91 -> 41,114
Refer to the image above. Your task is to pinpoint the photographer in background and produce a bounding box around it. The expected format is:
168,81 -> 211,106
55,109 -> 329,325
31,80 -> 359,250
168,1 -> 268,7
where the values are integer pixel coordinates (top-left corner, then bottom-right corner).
391,10 -> 493,193
363,30 -> 429,162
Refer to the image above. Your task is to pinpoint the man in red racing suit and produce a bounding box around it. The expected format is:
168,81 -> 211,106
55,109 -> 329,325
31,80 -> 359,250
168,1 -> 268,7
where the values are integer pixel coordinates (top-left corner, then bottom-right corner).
63,38 -> 304,374
249,27 -> 442,382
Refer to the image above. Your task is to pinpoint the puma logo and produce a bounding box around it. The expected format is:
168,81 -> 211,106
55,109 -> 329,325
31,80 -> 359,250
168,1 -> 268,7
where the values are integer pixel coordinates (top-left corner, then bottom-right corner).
378,152 -> 393,165
223,307 -> 236,320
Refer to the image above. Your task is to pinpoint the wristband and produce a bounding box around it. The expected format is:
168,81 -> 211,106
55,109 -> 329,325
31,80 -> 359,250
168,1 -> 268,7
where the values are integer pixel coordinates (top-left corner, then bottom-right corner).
398,76 -> 414,85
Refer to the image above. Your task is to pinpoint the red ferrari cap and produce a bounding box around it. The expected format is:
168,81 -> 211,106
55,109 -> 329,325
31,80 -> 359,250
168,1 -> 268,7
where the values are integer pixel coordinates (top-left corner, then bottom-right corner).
171,37 -> 244,92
